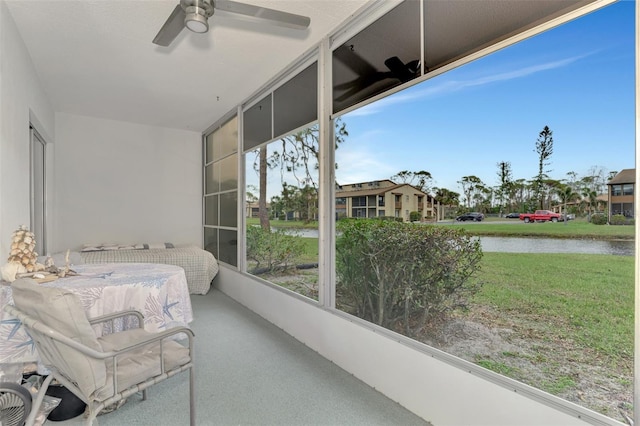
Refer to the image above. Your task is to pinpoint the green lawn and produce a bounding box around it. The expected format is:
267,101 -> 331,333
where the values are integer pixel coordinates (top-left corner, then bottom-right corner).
247,217 -> 318,229
437,219 -> 634,240
247,217 -> 634,240
472,252 -> 633,366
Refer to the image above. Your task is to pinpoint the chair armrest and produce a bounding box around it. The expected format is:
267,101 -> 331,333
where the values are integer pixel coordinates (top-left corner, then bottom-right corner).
106,326 -> 194,355
4,305 -> 194,360
88,310 -> 144,328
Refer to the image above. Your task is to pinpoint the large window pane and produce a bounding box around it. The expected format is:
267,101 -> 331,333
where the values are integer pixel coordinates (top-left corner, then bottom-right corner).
334,3 -> 633,422
244,125 -> 320,301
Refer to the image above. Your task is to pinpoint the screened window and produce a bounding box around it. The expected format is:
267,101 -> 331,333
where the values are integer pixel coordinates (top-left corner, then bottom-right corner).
333,2 -> 632,422
242,60 -> 319,299
204,116 -> 238,267
332,1 -> 421,114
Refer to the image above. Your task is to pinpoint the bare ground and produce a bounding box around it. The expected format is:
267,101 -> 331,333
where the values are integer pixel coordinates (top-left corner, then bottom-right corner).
265,269 -> 633,424
421,306 -> 633,424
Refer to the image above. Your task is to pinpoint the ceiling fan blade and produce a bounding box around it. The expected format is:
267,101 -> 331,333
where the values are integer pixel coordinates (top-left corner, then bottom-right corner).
384,56 -> 415,82
334,72 -> 392,102
153,4 -> 187,46
214,0 -> 310,30
333,45 -> 378,77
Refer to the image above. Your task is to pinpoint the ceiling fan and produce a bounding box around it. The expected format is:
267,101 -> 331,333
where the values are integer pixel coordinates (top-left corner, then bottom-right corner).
153,0 -> 311,47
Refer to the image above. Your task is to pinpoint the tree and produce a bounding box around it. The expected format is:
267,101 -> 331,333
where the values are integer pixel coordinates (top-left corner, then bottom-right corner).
252,120 -> 349,230
534,126 -> 554,209
583,165 -> 609,195
458,175 -> 484,209
556,184 -> 578,225
581,187 -> 598,221
258,148 -> 269,229
510,178 -> 528,212
433,187 -> 460,206
390,170 -> 433,193
495,161 -> 513,217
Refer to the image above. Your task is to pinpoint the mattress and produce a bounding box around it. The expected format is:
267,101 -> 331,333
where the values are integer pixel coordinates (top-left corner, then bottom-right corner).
80,246 -> 218,295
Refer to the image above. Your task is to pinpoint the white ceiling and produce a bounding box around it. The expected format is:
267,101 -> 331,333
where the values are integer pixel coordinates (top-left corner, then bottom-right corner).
5,0 -> 369,132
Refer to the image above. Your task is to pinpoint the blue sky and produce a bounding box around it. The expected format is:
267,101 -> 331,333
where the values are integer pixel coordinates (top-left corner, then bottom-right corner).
336,0 -> 635,194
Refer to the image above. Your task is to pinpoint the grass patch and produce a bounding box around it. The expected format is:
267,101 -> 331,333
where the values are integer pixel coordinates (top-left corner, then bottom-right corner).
476,359 -> 521,376
298,237 -> 319,264
247,217 -> 318,229
540,376 -> 577,394
472,252 -> 634,366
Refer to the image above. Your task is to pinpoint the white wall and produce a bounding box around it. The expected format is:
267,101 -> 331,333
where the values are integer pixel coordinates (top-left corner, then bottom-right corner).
0,0 -> 55,261
52,113 -> 202,252
217,267 -> 623,426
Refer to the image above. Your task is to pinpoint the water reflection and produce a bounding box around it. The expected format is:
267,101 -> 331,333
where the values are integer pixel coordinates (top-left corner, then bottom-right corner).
478,236 -> 634,256
282,228 -> 634,256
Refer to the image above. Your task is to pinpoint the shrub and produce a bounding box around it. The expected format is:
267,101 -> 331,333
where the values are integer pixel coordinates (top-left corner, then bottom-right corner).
610,214 -> 628,226
246,226 -> 305,273
591,214 -> 607,225
336,219 -> 483,338
409,211 -> 421,222
377,216 -> 403,222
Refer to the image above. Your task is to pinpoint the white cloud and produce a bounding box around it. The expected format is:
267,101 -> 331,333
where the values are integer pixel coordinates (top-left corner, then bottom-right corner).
335,144 -> 396,184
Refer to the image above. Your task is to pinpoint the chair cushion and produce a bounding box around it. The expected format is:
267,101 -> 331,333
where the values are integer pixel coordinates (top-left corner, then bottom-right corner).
96,328 -> 191,400
11,278 -> 107,397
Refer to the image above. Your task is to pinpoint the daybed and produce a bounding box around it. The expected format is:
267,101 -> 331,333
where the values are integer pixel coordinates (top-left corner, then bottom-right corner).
79,245 -> 218,295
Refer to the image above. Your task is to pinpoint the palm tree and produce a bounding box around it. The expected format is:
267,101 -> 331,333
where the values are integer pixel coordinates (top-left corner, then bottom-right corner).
581,187 -> 598,222
557,185 -> 578,225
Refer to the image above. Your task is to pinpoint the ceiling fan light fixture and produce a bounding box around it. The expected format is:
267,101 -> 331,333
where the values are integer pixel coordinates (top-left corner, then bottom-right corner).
184,6 -> 209,33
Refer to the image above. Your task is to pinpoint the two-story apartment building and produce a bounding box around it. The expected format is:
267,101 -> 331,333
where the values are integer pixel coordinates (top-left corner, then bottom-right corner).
607,168 -> 635,219
335,180 -> 440,222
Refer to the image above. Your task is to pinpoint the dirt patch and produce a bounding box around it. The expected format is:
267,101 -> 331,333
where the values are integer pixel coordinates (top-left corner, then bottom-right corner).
421,308 -> 633,424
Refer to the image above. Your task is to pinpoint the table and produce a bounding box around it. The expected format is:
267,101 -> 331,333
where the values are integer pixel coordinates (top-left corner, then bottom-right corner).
0,263 -> 193,366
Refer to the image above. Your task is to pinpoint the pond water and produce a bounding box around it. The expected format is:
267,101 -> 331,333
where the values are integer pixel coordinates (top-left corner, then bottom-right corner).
285,228 -> 635,256
477,236 -> 634,256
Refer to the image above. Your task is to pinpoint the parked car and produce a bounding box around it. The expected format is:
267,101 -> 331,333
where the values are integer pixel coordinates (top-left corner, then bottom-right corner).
505,212 -> 520,218
456,212 -> 484,222
560,213 -> 575,221
519,210 -> 562,223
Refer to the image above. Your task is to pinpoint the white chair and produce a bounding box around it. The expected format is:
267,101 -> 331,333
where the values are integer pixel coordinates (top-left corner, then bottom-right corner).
5,278 -> 195,426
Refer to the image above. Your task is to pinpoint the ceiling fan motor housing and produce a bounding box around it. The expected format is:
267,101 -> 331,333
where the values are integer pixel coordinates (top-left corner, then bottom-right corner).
181,0 -> 214,33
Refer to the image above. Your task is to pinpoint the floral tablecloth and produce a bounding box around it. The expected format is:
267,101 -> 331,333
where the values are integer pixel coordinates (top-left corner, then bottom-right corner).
0,263 -> 193,365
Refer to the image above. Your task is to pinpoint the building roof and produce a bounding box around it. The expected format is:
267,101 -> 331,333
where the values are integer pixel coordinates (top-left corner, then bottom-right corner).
608,169 -> 635,185
336,183 -> 429,198
336,184 -> 405,198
